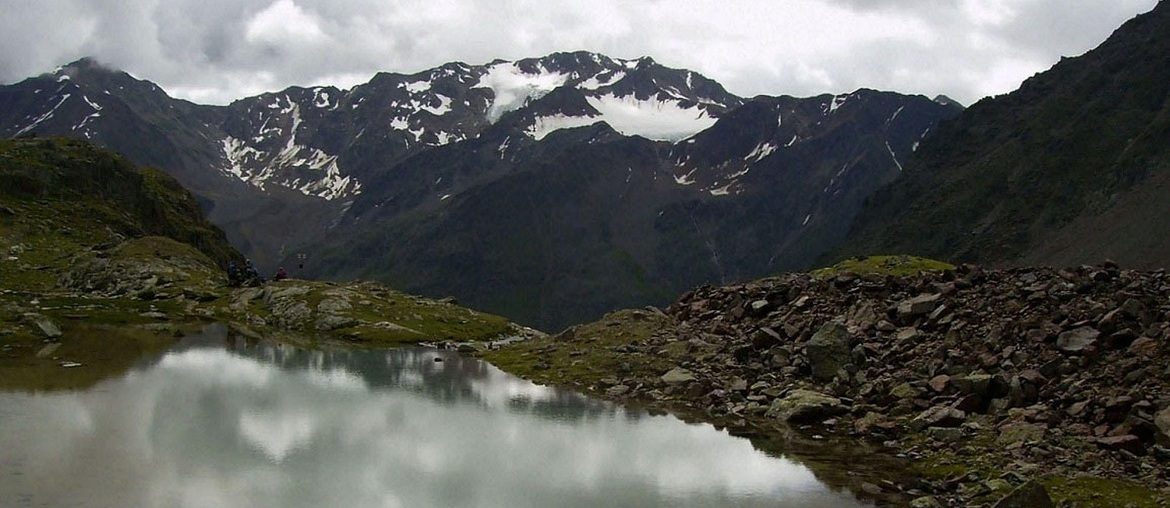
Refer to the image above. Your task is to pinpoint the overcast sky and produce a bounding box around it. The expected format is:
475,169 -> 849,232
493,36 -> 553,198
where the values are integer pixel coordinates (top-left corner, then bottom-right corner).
0,0 -> 1159,106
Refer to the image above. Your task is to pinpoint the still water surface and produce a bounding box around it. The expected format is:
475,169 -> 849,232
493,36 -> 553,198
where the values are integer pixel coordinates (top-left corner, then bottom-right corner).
0,325 -> 867,508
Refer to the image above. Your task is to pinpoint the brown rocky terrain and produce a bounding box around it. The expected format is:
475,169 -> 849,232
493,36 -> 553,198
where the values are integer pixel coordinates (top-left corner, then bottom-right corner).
484,259 -> 1170,506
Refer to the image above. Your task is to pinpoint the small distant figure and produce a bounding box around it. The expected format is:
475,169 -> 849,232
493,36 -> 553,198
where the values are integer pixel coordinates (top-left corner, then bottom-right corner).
242,259 -> 265,287
227,261 -> 242,287
274,266 -> 288,281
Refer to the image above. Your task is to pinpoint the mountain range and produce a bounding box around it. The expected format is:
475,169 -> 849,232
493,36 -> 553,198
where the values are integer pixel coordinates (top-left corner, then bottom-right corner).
0,51 -> 960,329
3,1 -> 1168,332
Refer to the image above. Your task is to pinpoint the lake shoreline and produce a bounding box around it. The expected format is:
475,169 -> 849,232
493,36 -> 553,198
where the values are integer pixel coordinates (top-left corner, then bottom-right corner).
480,263 -> 1170,507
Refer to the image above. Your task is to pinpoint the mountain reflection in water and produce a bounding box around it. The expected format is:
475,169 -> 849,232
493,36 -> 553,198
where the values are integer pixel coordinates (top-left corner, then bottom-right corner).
0,325 -> 867,508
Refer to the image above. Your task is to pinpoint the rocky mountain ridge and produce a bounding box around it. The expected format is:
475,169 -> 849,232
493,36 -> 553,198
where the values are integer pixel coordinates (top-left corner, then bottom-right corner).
308,86 -> 958,329
1,53 -> 961,329
2,53 -> 742,203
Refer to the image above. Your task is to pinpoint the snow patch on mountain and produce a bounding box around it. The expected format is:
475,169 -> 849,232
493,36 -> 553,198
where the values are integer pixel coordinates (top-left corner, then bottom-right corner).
709,183 -> 733,197
313,89 -> 337,109
520,93 -> 718,142
219,104 -> 360,201
221,136 -> 263,179
886,106 -> 905,126
433,131 -> 462,145
404,80 -> 431,94
579,71 -> 626,90
527,113 -> 602,141
744,142 -> 777,163
497,136 -> 512,159
826,94 -> 849,115
274,104 -> 305,164
418,94 -> 453,116
298,157 -> 358,200
674,168 -> 698,186
81,95 -> 102,112
72,94 -> 103,132
476,64 -> 569,122
584,94 -> 717,142
885,141 -> 903,172
15,93 -> 70,137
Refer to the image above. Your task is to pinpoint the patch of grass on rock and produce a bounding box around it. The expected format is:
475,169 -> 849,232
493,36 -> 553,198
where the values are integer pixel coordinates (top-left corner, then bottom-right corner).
813,255 -> 956,278
482,308 -> 673,389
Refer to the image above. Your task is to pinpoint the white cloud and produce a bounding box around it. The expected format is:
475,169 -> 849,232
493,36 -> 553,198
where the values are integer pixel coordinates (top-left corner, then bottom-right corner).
245,0 -> 327,45
960,0 -> 1018,26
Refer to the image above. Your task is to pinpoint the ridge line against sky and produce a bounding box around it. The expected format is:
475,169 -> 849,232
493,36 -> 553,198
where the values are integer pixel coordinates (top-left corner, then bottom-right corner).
0,0 -> 1159,106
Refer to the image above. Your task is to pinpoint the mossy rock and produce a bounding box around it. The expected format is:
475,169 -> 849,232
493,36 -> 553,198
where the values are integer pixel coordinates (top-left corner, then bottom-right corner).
1041,475 -> 1167,507
482,308 -> 674,389
812,255 -> 956,278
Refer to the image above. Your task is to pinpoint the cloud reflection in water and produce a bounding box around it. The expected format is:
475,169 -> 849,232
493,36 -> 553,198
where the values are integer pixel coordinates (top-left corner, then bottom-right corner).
0,338 -> 866,508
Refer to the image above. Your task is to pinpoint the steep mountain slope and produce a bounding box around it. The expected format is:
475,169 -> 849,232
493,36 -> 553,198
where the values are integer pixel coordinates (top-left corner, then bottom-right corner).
0,58 -> 343,269
841,2 -> 1170,267
0,137 -> 240,267
310,88 -> 959,330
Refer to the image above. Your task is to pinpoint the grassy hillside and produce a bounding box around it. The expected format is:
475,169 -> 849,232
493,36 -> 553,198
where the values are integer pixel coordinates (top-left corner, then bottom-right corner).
0,137 -> 241,267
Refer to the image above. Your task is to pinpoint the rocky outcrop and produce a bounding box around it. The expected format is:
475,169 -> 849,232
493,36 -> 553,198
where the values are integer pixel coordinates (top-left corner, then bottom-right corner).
58,236 -> 225,300
991,481 -> 1054,508
765,389 -> 845,423
223,279 -> 522,345
496,261 -> 1170,505
1157,407 -> 1170,445
661,367 -> 697,385
805,322 -> 850,382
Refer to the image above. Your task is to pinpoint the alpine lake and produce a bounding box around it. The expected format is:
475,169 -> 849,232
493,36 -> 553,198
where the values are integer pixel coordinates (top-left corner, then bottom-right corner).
0,324 -> 900,507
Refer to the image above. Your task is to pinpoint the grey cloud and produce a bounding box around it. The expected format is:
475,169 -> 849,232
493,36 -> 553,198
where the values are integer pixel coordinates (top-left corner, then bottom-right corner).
0,0 -> 1160,106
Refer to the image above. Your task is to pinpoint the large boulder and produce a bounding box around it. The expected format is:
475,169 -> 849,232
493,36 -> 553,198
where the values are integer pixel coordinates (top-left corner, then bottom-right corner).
952,374 -> 993,397
1056,326 -> 1100,353
897,293 -> 941,317
1156,407 -> 1170,445
910,405 -> 967,431
264,285 -> 311,303
315,314 -> 358,331
806,322 -> 851,381
991,480 -> 1054,508
317,297 -> 353,314
31,315 -> 63,338
660,367 -> 697,385
766,389 -> 846,423
270,300 -> 312,329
